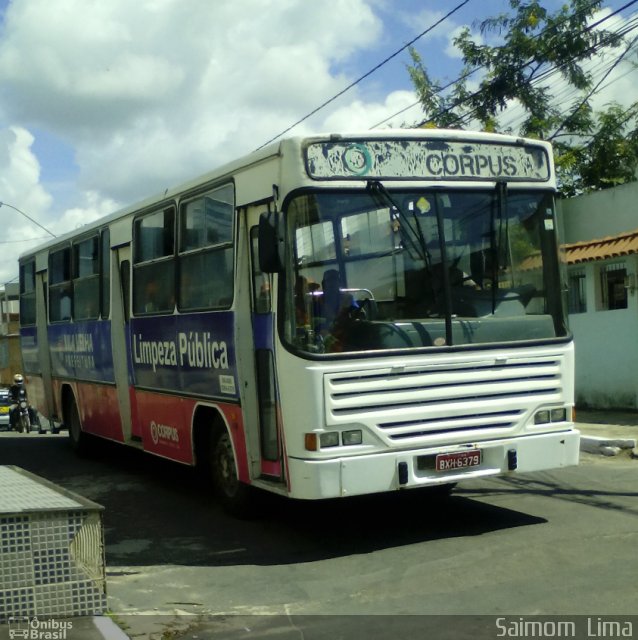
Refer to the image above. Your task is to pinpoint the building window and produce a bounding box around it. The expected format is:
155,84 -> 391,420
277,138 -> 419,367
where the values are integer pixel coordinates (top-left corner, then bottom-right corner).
600,263 -> 627,310
567,269 -> 586,313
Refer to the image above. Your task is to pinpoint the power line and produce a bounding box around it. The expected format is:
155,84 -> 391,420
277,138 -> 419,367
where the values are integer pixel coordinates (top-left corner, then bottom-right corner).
0,201 -> 56,238
549,31 -> 638,140
373,0 -> 616,129
492,13 -> 638,134
427,3 -> 638,132
254,0 -> 473,150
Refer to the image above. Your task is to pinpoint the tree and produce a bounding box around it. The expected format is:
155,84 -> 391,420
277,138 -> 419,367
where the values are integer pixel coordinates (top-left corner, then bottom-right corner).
556,102 -> 638,196
407,0 -> 638,196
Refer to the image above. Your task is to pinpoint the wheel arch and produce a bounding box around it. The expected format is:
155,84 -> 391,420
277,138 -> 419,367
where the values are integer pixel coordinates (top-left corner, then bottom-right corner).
191,404 -> 249,483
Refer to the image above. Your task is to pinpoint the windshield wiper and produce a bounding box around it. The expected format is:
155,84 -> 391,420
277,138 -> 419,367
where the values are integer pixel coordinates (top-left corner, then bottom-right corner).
366,180 -> 430,265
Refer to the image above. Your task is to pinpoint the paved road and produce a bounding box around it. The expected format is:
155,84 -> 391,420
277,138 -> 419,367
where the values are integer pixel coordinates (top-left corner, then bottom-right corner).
0,431 -> 636,639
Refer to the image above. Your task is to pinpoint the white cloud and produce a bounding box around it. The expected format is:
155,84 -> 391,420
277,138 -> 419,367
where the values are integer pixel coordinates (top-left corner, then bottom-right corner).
0,126 -> 51,283
0,0 -> 383,205
0,0 -> 393,281
0,126 -> 121,283
54,191 -> 121,234
323,90 -> 423,130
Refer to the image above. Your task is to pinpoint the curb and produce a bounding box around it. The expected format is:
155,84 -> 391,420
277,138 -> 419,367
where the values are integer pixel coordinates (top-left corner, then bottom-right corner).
92,616 -> 131,639
580,435 -> 637,457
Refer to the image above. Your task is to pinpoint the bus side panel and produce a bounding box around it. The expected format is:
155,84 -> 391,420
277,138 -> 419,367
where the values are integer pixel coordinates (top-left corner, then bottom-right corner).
130,312 -> 238,401
76,381 -> 124,442
132,389 -> 193,463
50,378 -> 121,442
48,321 -> 115,384
131,390 -> 249,482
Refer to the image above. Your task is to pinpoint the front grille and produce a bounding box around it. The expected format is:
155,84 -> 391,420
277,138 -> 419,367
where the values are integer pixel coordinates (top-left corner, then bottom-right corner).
324,356 -> 563,443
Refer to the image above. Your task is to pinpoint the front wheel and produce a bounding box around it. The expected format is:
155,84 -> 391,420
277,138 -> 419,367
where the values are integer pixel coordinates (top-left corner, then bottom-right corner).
19,413 -> 30,434
211,431 -> 256,518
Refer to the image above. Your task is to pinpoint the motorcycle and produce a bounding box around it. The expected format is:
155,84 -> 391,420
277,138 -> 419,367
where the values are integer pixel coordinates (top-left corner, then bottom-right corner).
16,388 -> 31,434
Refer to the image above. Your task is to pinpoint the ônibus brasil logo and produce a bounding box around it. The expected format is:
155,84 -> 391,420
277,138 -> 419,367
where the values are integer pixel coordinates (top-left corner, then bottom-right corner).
9,617 -> 73,639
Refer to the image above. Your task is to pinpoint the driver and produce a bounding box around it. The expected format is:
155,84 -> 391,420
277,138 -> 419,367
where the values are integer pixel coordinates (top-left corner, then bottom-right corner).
317,269 -> 362,352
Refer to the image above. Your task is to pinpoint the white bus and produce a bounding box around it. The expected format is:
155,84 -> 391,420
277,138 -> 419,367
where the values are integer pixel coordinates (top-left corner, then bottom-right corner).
19,129 -> 579,514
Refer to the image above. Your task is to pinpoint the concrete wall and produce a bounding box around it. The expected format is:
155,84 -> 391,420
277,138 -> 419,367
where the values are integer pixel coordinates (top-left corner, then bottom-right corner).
559,183 -> 638,409
560,181 -> 638,243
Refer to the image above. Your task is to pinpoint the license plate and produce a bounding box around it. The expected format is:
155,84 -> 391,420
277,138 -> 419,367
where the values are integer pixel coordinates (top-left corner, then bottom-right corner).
436,450 -> 481,472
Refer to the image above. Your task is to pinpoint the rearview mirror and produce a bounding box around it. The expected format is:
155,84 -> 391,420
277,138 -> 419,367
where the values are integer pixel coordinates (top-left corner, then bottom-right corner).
258,210 -> 285,273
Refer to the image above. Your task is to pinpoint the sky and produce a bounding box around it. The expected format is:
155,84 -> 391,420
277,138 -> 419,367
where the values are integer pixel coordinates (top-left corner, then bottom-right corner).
0,0 -> 636,284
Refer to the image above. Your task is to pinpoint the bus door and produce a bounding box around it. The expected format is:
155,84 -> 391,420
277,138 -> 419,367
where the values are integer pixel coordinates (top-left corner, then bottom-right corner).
249,224 -> 283,481
111,243 -> 138,442
35,269 -> 54,418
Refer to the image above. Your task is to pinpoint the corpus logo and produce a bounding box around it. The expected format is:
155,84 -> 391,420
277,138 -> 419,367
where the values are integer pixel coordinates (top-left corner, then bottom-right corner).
150,420 -> 179,445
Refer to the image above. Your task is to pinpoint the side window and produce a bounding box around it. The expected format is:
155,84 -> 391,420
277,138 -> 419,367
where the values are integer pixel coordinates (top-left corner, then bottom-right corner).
101,229 -> 111,319
19,260 -> 36,326
73,236 -> 100,320
49,246 -> 73,322
133,207 -> 176,315
178,184 -> 234,311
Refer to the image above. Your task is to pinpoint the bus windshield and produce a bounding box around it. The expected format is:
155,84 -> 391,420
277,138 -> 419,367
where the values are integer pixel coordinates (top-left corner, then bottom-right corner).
283,187 -> 567,354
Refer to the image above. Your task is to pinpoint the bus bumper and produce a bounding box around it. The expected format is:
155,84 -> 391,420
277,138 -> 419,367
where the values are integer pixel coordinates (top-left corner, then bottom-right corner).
286,429 -> 580,500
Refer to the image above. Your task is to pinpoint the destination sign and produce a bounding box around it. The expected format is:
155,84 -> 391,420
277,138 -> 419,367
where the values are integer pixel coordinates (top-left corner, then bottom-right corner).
305,139 -> 550,182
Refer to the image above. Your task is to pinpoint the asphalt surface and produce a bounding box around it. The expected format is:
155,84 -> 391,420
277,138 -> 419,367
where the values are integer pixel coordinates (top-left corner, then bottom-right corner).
0,410 -> 636,640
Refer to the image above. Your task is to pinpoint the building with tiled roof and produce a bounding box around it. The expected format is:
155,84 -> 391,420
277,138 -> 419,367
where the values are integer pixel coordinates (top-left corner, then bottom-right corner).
563,228 -> 638,264
559,182 -> 638,410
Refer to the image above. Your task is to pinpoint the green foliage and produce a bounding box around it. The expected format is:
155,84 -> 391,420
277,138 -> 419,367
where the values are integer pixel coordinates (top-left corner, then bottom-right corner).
556,102 -> 638,196
406,0 -> 638,196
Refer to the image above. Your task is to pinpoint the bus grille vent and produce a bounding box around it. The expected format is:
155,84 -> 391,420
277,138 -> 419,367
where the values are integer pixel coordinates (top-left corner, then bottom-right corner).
324,357 -> 562,442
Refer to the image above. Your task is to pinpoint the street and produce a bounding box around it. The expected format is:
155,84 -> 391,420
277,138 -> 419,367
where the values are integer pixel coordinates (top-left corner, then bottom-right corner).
0,430 -> 636,639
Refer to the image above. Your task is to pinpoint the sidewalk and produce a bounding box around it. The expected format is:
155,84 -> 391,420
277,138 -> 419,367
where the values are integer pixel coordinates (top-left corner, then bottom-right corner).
575,408 -> 638,457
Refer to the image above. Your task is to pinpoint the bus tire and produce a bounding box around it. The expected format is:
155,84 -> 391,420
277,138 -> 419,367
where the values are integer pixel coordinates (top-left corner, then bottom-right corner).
211,430 -> 255,518
67,397 -> 90,455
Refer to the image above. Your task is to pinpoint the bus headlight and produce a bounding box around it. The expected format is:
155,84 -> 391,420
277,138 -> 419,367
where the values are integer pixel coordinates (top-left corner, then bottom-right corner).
534,407 -> 569,425
319,432 -> 340,448
551,408 -> 567,423
305,430 -> 363,450
342,430 -> 362,446
534,410 -> 551,425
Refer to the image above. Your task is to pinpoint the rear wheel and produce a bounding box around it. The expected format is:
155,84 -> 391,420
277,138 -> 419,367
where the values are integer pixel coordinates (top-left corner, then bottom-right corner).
211,430 -> 256,518
68,397 -> 90,454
